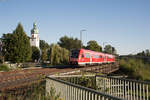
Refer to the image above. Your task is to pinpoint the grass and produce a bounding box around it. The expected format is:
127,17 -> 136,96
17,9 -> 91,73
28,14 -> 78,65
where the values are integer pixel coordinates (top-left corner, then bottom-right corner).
0,80 -> 63,100
0,64 -> 10,71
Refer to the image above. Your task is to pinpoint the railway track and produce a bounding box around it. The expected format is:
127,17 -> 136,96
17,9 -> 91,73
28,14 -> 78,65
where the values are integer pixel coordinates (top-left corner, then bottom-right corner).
0,66 -> 75,91
0,63 -> 119,91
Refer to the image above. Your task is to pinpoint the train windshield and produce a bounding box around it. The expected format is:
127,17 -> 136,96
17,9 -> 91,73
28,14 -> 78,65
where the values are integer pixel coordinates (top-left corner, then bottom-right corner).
70,50 -> 80,58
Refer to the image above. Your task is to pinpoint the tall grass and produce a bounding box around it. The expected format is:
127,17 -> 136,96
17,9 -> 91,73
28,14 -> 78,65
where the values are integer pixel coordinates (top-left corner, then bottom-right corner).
0,80 -> 63,100
120,58 -> 150,81
0,64 -> 10,71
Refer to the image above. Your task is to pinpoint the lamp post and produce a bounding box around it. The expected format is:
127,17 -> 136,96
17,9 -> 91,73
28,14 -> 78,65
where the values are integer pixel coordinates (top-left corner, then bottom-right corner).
103,42 -> 107,52
80,29 -> 86,48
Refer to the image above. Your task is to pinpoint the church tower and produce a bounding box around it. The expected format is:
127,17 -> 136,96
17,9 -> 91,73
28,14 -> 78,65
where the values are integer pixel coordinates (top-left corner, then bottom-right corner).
30,22 -> 40,48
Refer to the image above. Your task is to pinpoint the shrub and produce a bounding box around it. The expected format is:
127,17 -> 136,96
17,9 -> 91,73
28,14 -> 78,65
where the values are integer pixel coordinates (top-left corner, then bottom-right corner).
119,58 -> 150,81
48,44 -> 69,65
0,64 -> 10,71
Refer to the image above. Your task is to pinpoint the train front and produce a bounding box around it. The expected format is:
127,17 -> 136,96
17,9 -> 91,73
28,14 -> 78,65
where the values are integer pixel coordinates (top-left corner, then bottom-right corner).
69,49 -> 80,65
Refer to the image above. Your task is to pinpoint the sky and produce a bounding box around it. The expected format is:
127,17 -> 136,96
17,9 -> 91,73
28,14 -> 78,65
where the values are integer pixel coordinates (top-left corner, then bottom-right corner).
0,0 -> 150,55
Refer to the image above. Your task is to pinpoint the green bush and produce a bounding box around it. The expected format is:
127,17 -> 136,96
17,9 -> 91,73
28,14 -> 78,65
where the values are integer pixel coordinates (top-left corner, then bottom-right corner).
48,44 -> 69,65
119,58 -> 150,81
0,64 -> 10,71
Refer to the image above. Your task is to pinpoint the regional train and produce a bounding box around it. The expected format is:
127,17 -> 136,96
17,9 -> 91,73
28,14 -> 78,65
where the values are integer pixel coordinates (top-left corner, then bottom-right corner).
69,49 -> 115,66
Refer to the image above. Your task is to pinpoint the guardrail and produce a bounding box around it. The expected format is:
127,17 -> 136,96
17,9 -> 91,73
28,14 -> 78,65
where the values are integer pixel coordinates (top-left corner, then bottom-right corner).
96,75 -> 150,100
81,63 -> 119,74
46,76 -> 123,100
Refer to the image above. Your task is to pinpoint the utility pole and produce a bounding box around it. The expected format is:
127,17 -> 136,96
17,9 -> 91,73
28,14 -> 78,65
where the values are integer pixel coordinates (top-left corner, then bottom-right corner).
80,30 -> 86,48
103,42 -> 107,52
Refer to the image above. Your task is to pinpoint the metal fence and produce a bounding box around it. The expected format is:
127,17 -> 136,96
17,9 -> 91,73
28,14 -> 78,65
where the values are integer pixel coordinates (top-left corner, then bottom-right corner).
46,76 -> 123,100
81,63 -> 119,74
96,75 -> 150,100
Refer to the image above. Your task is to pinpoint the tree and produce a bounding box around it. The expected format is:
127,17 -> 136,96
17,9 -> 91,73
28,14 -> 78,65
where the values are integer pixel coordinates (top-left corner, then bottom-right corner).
137,51 -> 145,56
2,33 -> 14,61
58,36 -> 82,50
137,49 -> 150,57
2,23 -> 32,63
145,49 -> 150,56
104,45 -> 117,54
40,40 -> 49,50
31,46 -> 40,62
48,44 -> 69,65
112,47 -> 117,54
86,40 -> 102,52
41,49 -> 48,62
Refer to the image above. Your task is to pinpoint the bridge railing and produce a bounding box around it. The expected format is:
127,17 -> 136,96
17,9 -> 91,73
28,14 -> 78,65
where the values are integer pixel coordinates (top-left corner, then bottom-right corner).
81,63 -> 119,74
46,76 -> 123,100
96,75 -> 150,100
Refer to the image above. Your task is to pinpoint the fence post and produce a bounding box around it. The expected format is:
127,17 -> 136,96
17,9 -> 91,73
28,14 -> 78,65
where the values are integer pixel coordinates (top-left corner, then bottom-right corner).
143,84 -> 145,100
133,82 -> 135,100
146,85 -> 148,100
131,81 -> 133,100
136,83 -> 139,100
124,80 -> 126,99
140,83 -> 142,100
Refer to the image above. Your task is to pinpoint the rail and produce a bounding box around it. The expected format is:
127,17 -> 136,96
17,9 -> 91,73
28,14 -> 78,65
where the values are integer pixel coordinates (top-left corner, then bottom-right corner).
81,63 -> 119,74
46,76 -> 123,100
96,75 -> 150,100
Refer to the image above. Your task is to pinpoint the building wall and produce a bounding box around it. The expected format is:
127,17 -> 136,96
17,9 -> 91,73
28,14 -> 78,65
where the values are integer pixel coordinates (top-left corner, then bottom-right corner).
30,22 -> 40,48
30,38 -> 39,48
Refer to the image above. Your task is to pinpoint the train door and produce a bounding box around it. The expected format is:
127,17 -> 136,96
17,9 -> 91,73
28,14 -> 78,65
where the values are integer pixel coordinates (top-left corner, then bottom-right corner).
104,55 -> 107,63
90,55 -> 92,65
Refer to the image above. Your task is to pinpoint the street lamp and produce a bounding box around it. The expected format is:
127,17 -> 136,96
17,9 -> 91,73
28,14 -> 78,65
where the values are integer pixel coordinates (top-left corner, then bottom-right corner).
80,29 -> 86,48
103,42 -> 107,52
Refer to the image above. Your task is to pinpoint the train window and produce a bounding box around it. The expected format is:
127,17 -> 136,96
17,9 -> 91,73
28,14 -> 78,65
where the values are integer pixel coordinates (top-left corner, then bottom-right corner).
71,50 -> 80,58
93,55 -> 95,58
99,55 -> 102,58
88,54 -> 90,58
97,55 -> 99,58
86,53 -> 89,58
96,55 -> 99,58
108,56 -> 112,59
84,53 -> 86,58
93,55 -> 99,58
84,53 -> 90,58
97,56 -> 98,58
85,53 -> 88,58
82,53 -> 84,58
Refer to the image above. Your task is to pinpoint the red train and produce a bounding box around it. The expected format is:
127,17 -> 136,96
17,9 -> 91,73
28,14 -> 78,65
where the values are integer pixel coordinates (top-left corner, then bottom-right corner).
69,49 -> 115,66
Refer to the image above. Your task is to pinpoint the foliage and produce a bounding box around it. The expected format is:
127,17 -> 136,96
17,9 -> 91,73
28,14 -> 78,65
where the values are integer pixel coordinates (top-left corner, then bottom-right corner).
137,49 -> 150,56
2,23 -> 32,63
61,75 -> 96,89
0,80 -> 63,100
86,40 -> 102,52
78,75 -> 96,89
104,45 -> 117,54
31,46 -> 40,62
40,40 -> 50,50
0,56 -> 4,63
119,58 -> 150,81
2,33 -> 14,61
48,44 -> 69,65
0,64 -> 10,71
46,85 -> 61,100
58,35 -> 82,50
41,49 -> 48,62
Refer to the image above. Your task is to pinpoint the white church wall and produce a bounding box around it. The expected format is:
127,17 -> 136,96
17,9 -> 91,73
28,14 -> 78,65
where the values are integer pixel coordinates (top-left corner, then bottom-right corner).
30,22 -> 40,48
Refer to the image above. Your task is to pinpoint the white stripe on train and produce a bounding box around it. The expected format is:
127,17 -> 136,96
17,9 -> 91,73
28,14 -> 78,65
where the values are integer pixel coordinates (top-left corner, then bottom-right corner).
78,61 -> 114,65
